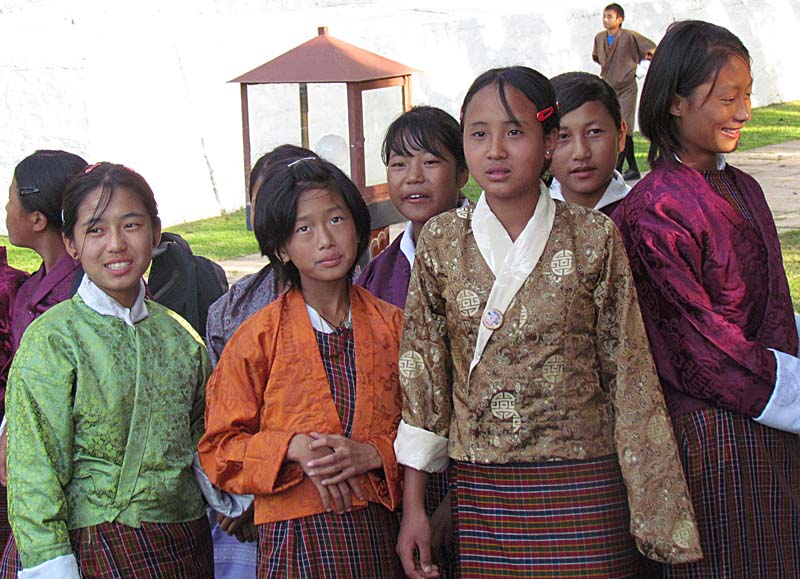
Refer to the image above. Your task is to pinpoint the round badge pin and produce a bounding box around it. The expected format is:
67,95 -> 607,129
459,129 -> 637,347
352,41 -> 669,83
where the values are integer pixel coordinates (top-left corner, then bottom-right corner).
482,308 -> 504,330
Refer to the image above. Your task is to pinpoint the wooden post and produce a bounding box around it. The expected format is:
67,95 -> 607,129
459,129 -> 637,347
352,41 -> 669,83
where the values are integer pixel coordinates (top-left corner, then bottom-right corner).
240,84 -> 252,226
346,83 -> 366,195
299,83 -> 310,149
402,74 -> 412,112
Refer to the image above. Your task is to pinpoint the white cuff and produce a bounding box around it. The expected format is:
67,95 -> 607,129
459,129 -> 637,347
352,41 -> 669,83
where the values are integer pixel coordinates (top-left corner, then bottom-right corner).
0,415 -> 6,437
192,453 -> 252,517
393,420 -> 449,473
19,553 -> 80,578
794,313 -> 800,357
755,349 -> 800,433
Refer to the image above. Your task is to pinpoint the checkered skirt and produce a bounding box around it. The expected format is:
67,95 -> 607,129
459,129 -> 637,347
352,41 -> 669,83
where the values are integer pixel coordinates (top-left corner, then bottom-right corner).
658,408 -> 800,578
452,455 -> 646,578
0,517 -> 213,578
257,503 -> 402,578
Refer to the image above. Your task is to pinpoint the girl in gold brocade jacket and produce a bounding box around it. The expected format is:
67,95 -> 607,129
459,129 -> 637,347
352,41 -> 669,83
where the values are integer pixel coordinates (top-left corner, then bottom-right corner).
394,66 -> 702,579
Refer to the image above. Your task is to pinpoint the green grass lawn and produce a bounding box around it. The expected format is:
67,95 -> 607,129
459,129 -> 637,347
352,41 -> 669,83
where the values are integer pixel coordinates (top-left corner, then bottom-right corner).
0,208 -> 259,274
781,230 -> 800,310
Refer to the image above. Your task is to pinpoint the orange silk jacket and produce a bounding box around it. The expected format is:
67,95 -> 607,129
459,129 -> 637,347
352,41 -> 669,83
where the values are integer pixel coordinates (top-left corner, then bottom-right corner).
198,285 -> 403,525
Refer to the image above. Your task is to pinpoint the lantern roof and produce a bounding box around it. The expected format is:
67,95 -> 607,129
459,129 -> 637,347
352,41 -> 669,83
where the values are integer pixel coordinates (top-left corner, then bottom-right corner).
230,27 -> 418,85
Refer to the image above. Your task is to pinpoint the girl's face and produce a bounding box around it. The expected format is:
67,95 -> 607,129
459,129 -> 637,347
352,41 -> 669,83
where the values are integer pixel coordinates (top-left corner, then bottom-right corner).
671,55 -> 752,171
387,143 -> 467,227
64,186 -> 161,308
278,187 -> 357,290
6,177 -> 35,248
463,83 -> 556,203
550,100 -> 626,208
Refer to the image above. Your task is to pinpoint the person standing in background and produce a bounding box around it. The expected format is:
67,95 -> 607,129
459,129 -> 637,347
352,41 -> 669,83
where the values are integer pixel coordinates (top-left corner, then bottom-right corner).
593,3 -> 655,181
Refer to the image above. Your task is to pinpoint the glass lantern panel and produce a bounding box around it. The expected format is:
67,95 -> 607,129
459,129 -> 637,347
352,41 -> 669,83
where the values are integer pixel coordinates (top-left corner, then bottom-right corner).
362,86 -> 403,187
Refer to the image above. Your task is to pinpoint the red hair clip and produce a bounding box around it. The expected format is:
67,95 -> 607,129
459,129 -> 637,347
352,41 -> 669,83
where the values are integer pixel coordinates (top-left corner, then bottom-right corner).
536,106 -> 555,123
84,162 -> 102,174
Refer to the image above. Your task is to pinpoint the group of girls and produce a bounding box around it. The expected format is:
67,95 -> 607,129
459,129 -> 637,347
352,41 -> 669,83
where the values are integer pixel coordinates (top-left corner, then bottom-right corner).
0,17 -> 797,579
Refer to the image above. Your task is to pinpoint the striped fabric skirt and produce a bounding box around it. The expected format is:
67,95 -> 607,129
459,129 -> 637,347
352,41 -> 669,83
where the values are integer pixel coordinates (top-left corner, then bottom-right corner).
257,503 -> 402,578
0,517 -> 213,578
424,470 -> 455,579
0,486 -> 9,557
658,407 -> 800,578
452,455 -> 645,578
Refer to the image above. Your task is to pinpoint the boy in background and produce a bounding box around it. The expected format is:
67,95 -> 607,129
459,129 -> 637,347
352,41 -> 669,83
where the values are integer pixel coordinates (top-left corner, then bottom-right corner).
592,3 -> 655,180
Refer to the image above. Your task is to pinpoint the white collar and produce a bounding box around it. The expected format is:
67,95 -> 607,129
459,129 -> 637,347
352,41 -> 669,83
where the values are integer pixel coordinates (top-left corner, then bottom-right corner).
399,221 -> 416,268
674,153 -> 727,170
77,275 -> 149,327
306,303 -> 352,334
549,170 -> 630,211
400,198 -> 469,269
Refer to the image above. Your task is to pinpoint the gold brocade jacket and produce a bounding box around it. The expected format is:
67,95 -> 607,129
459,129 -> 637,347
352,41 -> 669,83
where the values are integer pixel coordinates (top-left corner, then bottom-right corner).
399,202 -> 702,564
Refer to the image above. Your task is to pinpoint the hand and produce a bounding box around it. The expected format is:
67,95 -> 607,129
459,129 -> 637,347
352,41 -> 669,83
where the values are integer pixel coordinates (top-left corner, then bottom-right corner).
397,506 -> 439,579
287,434 -> 355,514
429,491 -> 453,563
0,429 -> 7,487
215,503 -> 257,543
306,432 -> 382,484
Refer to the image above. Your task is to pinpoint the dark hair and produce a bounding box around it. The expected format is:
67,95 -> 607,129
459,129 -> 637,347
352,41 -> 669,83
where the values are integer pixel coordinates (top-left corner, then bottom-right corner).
551,72 -> 623,129
461,66 -> 559,175
639,20 -> 750,165
13,150 -> 88,231
382,106 -> 466,173
604,3 -> 624,20
62,163 -> 160,241
250,145 -> 316,202
253,157 -> 370,289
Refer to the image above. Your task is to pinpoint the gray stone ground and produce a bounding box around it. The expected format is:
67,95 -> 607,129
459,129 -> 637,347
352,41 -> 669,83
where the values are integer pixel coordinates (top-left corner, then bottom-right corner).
218,140 -> 800,283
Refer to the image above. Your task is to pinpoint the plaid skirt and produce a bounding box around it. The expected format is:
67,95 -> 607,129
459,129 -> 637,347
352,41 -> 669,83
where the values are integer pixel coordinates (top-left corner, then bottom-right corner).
257,503 -> 402,578
0,517 -> 213,578
424,470 -> 455,579
0,486 -> 8,557
452,455 -> 645,579
658,407 -> 800,578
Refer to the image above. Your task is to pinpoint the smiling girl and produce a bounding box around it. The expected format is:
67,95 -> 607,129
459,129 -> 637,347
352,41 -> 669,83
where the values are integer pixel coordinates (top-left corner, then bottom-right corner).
613,21 -> 800,578
2,163 -> 213,578
199,157 -> 404,578
394,66 -> 701,579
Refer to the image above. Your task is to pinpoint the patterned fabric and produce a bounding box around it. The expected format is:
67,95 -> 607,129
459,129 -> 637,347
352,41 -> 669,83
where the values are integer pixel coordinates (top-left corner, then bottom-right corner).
0,517 -> 213,578
399,202 -> 700,563
592,28 -> 656,128
257,504 -> 402,578
452,458 -> 648,578
315,327 -> 357,438
701,167 -> 756,226
356,232 -> 411,310
199,286 -> 403,525
0,247 -> 27,408
6,295 -> 210,569
658,408 -> 800,578
0,486 -> 8,559
11,253 -> 80,350
206,264 -> 278,367
611,161 -> 797,418
252,324 -> 402,577
205,266 -> 277,579
357,229 -> 455,577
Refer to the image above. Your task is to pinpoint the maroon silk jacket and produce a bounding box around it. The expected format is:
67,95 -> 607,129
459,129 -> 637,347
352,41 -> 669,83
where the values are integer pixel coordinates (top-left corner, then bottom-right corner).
0,248 -> 28,416
612,161 -> 797,418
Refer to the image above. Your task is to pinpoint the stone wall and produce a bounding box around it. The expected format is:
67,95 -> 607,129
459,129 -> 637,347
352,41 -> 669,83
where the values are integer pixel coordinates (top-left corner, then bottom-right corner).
1,0 -> 797,230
